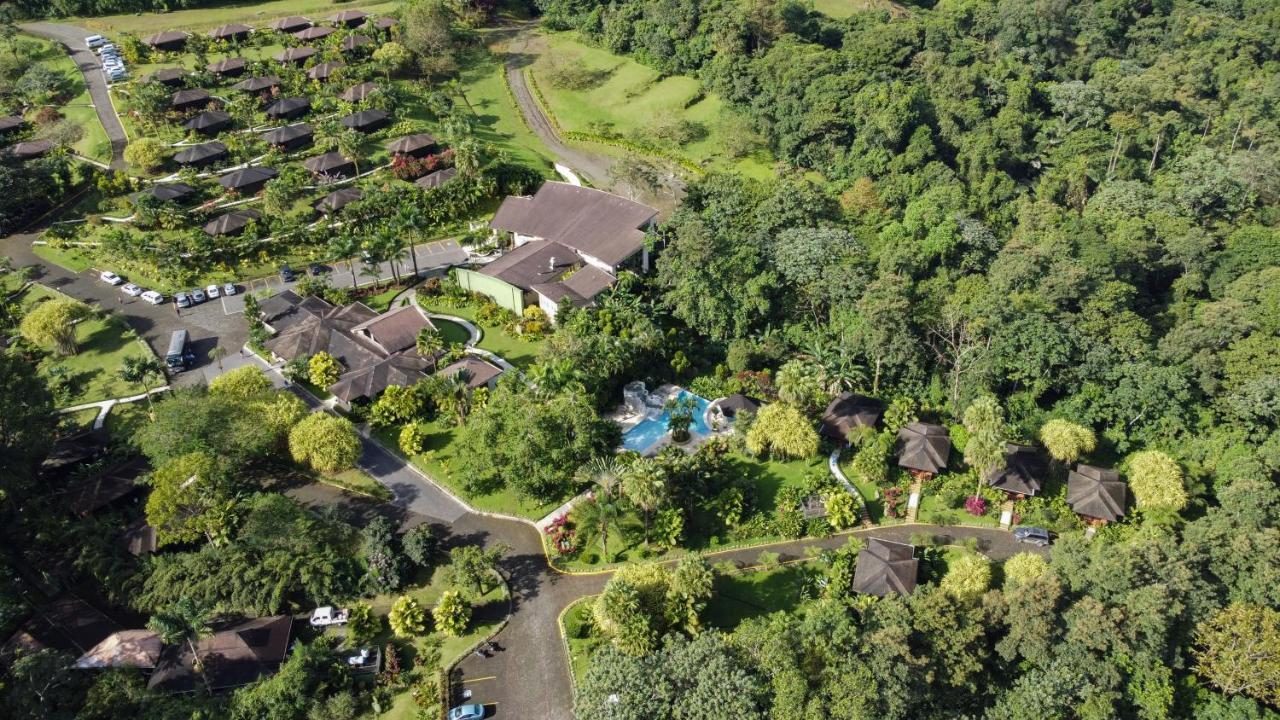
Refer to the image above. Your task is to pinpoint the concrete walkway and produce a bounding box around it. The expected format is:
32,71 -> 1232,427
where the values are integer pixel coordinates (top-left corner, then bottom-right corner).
57,385 -> 171,429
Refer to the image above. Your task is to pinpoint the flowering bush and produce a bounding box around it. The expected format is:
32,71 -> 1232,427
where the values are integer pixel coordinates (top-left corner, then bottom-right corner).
884,486 -> 904,518
964,495 -> 987,516
389,149 -> 456,180
545,514 -> 578,555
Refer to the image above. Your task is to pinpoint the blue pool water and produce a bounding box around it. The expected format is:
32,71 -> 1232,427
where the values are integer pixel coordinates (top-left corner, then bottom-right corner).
621,390 -> 712,453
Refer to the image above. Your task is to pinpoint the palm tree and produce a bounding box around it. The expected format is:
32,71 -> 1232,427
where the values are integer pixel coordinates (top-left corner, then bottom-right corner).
118,356 -> 165,420
395,206 -> 424,279
147,598 -> 212,680
416,327 -> 444,368
574,492 -> 622,562
327,230 -> 361,291
621,459 -> 666,549
337,129 -> 364,177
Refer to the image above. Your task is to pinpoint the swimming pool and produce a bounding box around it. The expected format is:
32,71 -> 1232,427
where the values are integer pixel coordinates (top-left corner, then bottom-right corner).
621,390 -> 712,454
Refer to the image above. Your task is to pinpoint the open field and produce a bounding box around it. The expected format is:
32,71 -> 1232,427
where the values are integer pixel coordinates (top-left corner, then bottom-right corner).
814,0 -> 911,19
526,32 -> 774,179
40,313 -> 153,404
72,0 -> 403,35
455,47 -> 559,173
16,34 -> 112,163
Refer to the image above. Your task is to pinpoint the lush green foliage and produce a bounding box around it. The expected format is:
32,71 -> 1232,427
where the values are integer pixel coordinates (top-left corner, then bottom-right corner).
288,413 -> 361,474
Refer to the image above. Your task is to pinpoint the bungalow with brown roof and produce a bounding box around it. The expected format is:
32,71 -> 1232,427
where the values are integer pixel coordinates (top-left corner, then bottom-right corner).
145,30 -> 189,51
148,616 -> 292,693
455,182 -> 658,321
989,443 -> 1046,499
439,356 -> 503,390
1066,464 -> 1127,524
261,294 -> 439,404
820,392 -> 884,442
896,422 -> 950,478
851,538 -> 918,597
209,23 -> 253,41
207,57 -> 247,77
74,630 -> 162,670
269,16 -> 311,33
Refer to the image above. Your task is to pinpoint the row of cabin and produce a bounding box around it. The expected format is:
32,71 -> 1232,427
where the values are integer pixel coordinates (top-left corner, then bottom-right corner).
143,10 -> 394,51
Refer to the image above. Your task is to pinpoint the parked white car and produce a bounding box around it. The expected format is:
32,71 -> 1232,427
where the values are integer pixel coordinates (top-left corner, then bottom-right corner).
100,270 -> 123,285
309,606 -> 349,627
121,283 -> 143,297
140,290 -> 164,305
84,35 -> 105,49
222,282 -> 238,296
205,283 -> 221,299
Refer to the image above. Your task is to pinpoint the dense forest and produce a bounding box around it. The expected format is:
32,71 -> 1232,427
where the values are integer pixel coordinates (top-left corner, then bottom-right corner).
528,0 -> 1280,718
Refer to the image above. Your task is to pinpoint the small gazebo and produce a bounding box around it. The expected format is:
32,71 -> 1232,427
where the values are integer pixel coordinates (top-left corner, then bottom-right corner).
303,151 -> 355,179
414,167 -> 457,189
181,110 -> 231,135
1066,465 -> 1127,524
385,133 -> 438,157
173,141 -> 227,166
340,108 -> 389,133
203,208 -> 262,236
137,182 -> 196,203
820,392 -> 884,443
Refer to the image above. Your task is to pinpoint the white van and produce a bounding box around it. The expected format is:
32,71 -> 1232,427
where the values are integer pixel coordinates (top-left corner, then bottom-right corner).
84,35 -> 105,49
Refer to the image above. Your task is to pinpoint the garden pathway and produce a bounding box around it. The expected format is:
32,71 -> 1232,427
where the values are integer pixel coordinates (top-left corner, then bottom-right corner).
22,22 -> 129,170
56,385 -> 171,430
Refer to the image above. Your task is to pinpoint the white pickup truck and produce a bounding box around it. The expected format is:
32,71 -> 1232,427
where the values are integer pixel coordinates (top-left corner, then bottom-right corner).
309,606 -> 350,627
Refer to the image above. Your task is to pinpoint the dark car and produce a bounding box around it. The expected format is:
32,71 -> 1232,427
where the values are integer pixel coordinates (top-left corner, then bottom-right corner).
308,262 -> 327,276
279,264 -> 297,282
1013,526 -> 1052,547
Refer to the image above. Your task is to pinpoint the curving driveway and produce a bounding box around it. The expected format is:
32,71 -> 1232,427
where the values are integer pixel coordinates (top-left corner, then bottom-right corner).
22,22 -> 129,170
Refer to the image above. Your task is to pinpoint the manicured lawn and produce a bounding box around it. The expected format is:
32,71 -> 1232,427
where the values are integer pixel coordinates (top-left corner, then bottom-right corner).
373,420 -> 560,520
322,468 -> 393,502
814,0 -> 910,19
17,35 -> 112,163
454,48 -> 558,174
704,562 -> 810,629
73,0 -> 403,35
32,243 -> 94,273
561,598 -> 603,687
104,400 -> 151,444
526,32 -> 774,179
432,318 -> 471,346
417,299 -> 545,370
59,407 -> 101,434
39,313 -> 154,405
360,285 -> 405,313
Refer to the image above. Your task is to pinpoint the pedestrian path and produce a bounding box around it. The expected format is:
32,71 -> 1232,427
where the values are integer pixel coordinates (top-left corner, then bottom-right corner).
57,386 -> 171,429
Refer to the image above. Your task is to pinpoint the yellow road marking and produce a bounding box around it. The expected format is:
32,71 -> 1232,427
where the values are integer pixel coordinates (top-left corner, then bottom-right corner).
462,675 -> 497,683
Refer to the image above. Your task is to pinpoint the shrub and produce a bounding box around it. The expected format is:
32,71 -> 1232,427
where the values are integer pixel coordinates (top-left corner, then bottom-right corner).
432,591 -> 471,637
941,554 -> 992,602
402,524 -> 436,568
1002,552 -> 1051,588
388,596 -> 427,638
825,492 -> 859,530
288,413 -> 361,473
964,495 -> 988,516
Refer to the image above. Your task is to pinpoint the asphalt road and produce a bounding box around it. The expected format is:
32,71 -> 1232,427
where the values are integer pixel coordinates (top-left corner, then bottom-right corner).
22,22 -> 129,169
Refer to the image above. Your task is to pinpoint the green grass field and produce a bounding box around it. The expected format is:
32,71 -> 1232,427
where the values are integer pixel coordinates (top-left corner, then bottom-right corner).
526,32 -> 773,179
39,313 -> 154,405
705,562 -> 811,629
373,420 -> 561,520
454,48 -> 558,174
814,0 -> 911,19
16,35 -> 112,163
417,299 -> 545,370
72,0 -> 403,35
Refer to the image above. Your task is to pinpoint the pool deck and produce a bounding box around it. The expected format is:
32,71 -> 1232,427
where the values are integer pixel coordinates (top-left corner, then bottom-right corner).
611,384 -> 732,457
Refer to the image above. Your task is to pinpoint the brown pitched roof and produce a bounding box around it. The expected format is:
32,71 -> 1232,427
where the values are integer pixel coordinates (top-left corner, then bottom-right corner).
329,9 -> 368,24
268,16 -> 311,32
439,356 -> 503,389
139,182 -> 196,202
1066,464 -> 1127,521
989,443 -> 1046,497
181,110 -> 231,133
532,264 -> 616,307
373,17 -> 397,29
275,46 -> 317,64
340,33 -> 373,51
207,57 -> 247,75
7,139 -> 54,159
489,182 -> 657,267
146,30 -> 189,47
717,393 -> 759,417
307,60 -> 345,80
263,299 -> 381,366
386,132 -> 437,155
302,151 -> 354,177
203,208 -> 261,236
218,166 -> 278,191
820,393 -> 884,442
896,422 -> 950,474
851,539 -> 918,596
262,122 -> 313,147
415,166 -> 457,189
349,304 -> 434,354
314,186 -> 362,213
145,67 -> 187,85
171,88 -> 211,108
148,616 -> 292,693
74,630 -> 162,669
329,352 -> 430,402
15,596 -> 122,656
173,141 -> 227,165
231,75 -> 281,92
481,240 -> 579,292
340,108 -> 389,131
209,23 -> 253,39
294,25 -> 335,41
340,81 -> 379,103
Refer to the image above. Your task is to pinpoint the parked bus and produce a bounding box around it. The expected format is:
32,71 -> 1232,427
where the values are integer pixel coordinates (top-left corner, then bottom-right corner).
165,329 -> 194,371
